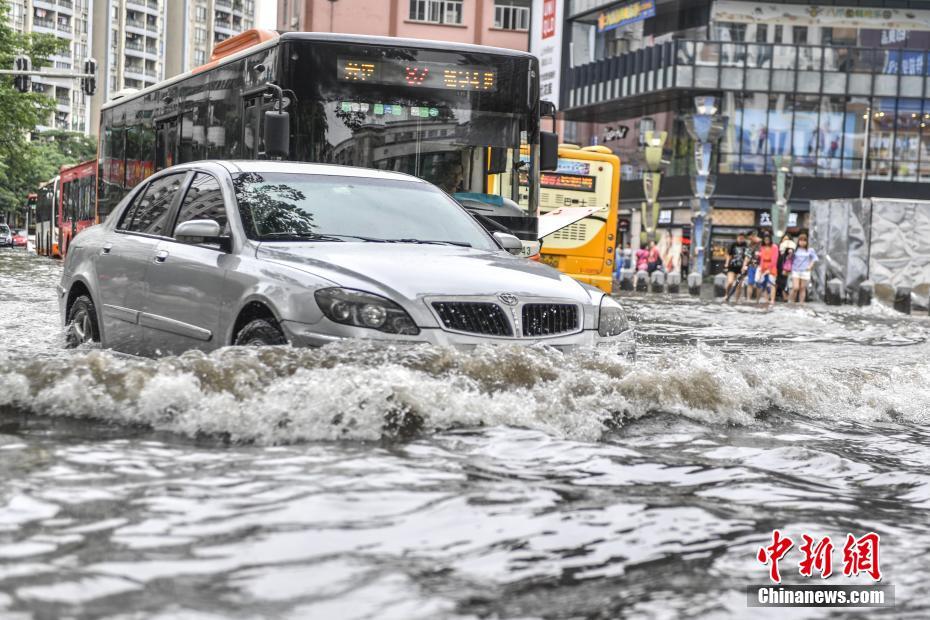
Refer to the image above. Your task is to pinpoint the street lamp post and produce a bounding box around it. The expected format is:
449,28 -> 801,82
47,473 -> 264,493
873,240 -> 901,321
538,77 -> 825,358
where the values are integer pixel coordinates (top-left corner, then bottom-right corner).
683,97 -> 728,291
640,123 -> 666,245
771,155 -> 794,241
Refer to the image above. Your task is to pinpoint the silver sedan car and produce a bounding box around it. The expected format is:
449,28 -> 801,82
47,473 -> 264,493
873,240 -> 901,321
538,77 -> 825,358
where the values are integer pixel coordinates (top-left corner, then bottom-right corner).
59,161 -> 634,356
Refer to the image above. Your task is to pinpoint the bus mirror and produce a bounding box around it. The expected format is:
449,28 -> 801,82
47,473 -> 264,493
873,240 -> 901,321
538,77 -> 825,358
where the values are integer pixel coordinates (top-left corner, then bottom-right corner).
540,100 -> 557,119
264,109 -> 290,159
540,131 -> 559,171
487,147 -> 507,175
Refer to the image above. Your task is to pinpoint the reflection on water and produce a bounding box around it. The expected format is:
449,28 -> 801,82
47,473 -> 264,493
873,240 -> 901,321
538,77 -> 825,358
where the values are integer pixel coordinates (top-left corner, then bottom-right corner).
1,248 -> 929,618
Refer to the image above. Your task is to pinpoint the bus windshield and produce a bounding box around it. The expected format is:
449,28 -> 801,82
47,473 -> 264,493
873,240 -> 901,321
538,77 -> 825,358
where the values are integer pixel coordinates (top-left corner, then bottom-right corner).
288,40 -> 537,221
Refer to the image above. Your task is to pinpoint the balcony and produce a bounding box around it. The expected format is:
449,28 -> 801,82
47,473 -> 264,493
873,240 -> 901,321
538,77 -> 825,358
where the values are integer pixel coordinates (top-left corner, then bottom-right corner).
125,18 -> 158,35
214,21 -> 237,37
127,0 -> 159,16
32,17 -> 56,32
125,39 -> 159,58
564,40 -> 930,118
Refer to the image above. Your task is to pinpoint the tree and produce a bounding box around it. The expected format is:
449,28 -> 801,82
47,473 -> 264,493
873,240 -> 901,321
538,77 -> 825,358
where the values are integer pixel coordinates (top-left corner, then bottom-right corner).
0,0 -> 71,222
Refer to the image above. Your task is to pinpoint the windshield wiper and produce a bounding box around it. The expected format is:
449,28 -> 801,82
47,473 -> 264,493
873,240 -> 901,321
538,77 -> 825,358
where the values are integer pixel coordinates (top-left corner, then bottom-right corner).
387,239 -> 472,247
257,232 -> 345,242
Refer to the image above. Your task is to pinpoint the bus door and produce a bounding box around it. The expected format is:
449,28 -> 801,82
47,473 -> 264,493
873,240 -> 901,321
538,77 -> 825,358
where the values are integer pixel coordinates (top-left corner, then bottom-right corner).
155,115 -> 180,171
538,146 -> 620,294
242,90 -> 278,158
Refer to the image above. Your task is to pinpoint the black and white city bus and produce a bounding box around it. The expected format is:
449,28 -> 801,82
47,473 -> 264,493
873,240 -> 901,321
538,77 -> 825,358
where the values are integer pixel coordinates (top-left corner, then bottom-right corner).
97,29 -> 557,250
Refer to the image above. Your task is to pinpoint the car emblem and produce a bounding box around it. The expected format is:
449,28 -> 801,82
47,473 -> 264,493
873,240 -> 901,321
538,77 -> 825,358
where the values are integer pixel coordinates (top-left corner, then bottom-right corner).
498,293 -> 519,306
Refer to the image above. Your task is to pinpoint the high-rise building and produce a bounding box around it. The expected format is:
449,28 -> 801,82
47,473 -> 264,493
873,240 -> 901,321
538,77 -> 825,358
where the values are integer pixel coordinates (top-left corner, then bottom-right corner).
86,0 -> 164,139
277,0 -> 531,51
164,0 -> 256,79
8,0 -> 94,133
86,0 -> 256,137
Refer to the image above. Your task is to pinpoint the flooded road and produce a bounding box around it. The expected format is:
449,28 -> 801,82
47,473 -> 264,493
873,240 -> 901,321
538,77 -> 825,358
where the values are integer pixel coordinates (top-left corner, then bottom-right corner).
2,247 -> 929,619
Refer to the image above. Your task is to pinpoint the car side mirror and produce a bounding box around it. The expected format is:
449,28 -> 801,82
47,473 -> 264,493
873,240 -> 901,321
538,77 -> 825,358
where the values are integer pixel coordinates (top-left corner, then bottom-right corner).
540,131 -> 559,171
493,231 -> 524,256
175,219 -> 232,252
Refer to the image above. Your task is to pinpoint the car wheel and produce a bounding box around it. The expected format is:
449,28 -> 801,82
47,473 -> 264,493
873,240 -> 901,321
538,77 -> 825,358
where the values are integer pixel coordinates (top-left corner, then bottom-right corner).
66,295 -> 100,348
234,318 -> 287,346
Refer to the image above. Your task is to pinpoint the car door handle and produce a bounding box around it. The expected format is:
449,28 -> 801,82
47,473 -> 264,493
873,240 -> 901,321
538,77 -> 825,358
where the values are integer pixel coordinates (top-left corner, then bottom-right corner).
101,243 -> 112,255
154,250 -> 169,263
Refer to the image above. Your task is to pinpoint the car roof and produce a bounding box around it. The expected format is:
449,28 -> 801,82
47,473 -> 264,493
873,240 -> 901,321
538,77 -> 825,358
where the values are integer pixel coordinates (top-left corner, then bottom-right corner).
171,160 -> 429,184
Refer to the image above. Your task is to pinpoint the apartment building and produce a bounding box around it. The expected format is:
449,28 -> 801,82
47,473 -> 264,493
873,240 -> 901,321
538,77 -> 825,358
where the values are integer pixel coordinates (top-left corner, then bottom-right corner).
277,0 -> 531,50
8,0 -> 94,133
87,0 -> 256,135
164,0 -> 257,79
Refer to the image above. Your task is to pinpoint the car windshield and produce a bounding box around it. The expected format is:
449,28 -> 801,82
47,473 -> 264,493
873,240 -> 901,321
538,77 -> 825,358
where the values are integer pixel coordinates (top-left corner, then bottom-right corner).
232,172 -> 497,250
0,225 -> 10,234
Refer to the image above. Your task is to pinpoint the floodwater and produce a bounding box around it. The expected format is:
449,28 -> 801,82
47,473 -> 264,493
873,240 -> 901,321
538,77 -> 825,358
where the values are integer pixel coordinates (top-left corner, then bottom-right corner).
1,247 -> 929,619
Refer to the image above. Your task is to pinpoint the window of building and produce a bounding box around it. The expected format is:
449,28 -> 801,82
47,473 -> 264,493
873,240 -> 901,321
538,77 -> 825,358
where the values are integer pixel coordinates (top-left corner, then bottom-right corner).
194,49 -> 206,65
409,0 -> 463,25
195,27 -> 206,43
195,5 -> 207,22
713,21 -> 746,42
793,26 -> 808,45
494,0 -> 529,31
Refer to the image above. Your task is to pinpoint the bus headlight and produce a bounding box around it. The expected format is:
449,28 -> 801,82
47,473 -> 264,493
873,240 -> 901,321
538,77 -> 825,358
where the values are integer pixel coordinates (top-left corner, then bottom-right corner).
315,288 -> 420,335
598,295 -> 630,337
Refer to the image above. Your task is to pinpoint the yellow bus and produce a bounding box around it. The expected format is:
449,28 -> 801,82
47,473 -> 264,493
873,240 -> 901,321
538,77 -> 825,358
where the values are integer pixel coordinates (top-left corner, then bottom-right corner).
536,145 -> 620,294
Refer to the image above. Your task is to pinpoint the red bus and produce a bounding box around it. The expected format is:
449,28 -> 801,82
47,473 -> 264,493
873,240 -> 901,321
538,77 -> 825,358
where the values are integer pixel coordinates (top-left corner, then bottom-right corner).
58,159 -> 97,257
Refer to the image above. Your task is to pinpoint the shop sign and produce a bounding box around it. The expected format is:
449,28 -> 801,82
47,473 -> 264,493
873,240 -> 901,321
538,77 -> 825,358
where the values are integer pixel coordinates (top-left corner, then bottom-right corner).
596,1 -> 656,33
758,212 -> 798,228
602,125 -> 629,142
712,0 -> 930,31
531,0 -> 563,104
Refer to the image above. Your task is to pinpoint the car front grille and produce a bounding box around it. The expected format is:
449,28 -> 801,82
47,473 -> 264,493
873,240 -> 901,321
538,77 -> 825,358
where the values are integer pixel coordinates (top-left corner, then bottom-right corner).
431,302 -> 513,337
521,304 -> 579,337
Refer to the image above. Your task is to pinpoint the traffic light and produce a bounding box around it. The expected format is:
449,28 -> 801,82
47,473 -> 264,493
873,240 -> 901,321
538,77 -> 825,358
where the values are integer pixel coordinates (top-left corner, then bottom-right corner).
13,55 -> 31,93
82,58 -> 97,96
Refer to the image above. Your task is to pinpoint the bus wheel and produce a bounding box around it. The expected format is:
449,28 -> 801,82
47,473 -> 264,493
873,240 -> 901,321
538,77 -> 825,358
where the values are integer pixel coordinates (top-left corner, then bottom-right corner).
66,295 -> 100,348
234,319 -> 287,346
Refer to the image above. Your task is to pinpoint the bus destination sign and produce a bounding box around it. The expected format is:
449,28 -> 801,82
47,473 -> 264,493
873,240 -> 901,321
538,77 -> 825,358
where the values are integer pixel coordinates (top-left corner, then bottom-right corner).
338,58 -> 498,92
540,172 -> 596,192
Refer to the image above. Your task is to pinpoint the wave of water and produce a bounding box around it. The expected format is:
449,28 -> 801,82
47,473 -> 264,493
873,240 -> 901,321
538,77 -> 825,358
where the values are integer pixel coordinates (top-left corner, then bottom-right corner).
3,339 -> 929,445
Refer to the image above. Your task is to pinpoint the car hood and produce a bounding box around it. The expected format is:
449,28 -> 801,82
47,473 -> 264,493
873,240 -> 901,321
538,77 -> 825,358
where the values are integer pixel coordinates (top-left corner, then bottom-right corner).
255,242 -> 598,305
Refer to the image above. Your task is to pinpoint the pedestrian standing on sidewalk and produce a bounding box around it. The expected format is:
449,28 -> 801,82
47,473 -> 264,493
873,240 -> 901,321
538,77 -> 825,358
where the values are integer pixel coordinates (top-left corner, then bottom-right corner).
724,232 -> 749,302
789,234 -> 818,304
646,240 -> 661,274
756,233 -> 779,307
778,246 -> 794,301
743,231 -> 762,302
633,244 -> 649,290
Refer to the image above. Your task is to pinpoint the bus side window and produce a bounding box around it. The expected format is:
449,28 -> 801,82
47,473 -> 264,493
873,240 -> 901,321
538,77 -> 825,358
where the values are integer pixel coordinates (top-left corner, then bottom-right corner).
156,116 -> 179,171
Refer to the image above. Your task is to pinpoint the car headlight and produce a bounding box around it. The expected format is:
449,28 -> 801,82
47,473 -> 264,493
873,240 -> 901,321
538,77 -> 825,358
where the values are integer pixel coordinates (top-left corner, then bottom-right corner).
314,288 -> 420,335
598,295 -> 630,337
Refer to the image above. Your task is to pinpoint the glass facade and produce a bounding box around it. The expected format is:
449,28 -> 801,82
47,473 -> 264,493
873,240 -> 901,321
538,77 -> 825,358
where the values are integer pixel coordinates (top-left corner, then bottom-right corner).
714,92 -> 930,181
566,38 -> 930,183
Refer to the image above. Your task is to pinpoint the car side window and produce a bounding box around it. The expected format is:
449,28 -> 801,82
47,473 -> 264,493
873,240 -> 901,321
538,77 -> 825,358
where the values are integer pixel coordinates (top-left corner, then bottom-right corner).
173,173 -> 228,237
118,174 -> 185,235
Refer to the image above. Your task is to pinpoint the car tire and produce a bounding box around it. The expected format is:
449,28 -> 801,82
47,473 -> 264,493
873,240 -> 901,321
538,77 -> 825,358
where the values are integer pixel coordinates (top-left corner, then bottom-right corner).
66,295 -> 100,348
234,318 -> 287,346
